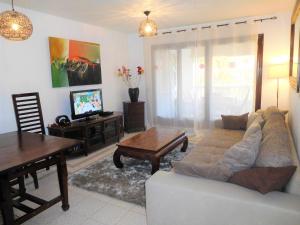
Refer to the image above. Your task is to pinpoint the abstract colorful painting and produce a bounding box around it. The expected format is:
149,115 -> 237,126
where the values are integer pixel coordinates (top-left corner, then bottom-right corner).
49,37 -> 102,87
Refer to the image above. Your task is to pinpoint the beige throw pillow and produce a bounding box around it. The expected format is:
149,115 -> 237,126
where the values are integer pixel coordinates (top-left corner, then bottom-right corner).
247,112 -> 258,128
221,113 -> 249,130
244,115 -> 264,139
221,129 -> 262,175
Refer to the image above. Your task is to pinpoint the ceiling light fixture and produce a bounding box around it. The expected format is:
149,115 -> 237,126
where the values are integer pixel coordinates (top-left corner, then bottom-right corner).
0,0 -> 33,41
139,11 -> 157,37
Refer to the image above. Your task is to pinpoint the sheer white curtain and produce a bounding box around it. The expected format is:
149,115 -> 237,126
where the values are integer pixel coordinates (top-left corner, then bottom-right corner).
152,43 -> 205,130
144,27 -> 258,132
209,38 -> 257,122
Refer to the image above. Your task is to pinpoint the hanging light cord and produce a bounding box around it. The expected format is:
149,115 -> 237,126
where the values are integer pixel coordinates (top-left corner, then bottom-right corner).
11,0 -> 15,11
144,11 -> 150,21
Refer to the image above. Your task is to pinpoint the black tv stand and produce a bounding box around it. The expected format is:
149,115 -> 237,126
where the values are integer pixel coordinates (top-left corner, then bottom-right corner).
99,111 -> 113,117
77,116 -> 96,122
47,112 -> 124,156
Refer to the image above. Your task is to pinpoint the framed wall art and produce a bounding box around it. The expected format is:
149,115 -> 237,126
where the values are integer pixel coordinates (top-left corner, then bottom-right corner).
49,37 -> 102,88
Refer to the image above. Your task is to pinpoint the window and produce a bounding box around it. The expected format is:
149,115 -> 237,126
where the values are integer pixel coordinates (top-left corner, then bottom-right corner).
152,36 -> 258,129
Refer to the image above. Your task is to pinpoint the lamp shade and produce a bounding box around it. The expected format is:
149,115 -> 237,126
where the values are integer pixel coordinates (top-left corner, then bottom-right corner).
139,11 -> 157,37
267,63 -> 289,79
0,10 -> 33,41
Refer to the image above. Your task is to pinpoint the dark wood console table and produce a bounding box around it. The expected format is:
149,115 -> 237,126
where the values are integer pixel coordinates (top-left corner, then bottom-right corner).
47,112 -> 124,155
123,102 -> 145,133
0,132 -> 80,225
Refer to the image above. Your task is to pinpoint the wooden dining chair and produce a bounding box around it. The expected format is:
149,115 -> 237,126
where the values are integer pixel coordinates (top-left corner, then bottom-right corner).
12,92 -> 46,189
12,92 -> 45,135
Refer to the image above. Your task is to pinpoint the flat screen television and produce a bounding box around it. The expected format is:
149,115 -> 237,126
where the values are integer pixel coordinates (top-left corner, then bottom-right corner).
70,89 -> 103,120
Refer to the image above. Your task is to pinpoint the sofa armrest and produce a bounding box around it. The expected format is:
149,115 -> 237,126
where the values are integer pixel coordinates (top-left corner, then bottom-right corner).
146,171 -> 300,225
286,164 -> 300,195
286,126 -> 300,196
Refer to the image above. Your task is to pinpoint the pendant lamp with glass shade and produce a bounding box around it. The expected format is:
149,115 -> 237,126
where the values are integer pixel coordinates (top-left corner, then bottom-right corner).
139,11 -> 157,37
0,0 -> 33,41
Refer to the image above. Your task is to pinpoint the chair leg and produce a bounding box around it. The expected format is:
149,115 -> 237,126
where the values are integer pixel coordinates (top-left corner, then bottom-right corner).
17,176 -> 26,195
31,172 -> 39,189
46,157 -> 50,170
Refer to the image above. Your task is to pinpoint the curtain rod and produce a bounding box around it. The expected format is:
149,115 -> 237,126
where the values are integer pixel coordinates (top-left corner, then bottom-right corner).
159,16 -> 277,36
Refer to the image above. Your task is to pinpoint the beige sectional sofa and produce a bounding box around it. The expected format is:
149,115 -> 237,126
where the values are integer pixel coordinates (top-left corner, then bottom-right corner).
146,109 -> 300,225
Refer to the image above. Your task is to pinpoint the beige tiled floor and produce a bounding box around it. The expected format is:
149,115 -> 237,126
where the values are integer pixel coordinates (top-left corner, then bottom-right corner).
18,172 -> 147,225
1,133 -> 147,225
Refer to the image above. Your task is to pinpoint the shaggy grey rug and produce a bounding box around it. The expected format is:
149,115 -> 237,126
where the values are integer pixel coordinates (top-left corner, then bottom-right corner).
69,144 -> 193,206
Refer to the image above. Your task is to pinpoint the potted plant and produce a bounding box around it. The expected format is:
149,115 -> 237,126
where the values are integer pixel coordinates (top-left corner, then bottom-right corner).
117,66 -> 144,102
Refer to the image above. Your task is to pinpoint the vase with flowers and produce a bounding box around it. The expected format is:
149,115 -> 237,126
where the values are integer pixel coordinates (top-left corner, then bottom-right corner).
117,66 -> 144,102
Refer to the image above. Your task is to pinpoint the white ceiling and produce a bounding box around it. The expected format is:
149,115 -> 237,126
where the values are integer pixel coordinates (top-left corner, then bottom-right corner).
0,0 -> 296,33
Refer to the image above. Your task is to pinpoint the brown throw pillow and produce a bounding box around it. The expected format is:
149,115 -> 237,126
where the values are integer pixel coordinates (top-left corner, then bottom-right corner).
221,113 -> 249,130
229,166 -> 297,194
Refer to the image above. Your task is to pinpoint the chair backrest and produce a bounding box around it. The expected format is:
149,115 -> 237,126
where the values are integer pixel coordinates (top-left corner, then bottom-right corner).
12,92 -> 45,134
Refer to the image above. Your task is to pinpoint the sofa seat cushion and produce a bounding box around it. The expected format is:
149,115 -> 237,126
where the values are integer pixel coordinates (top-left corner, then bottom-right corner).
197,128 -> 245,149
173,146 -> 229,181
173,130 -> 262,181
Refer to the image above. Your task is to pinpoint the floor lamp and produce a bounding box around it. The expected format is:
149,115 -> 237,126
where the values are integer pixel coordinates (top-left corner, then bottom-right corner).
268,63 -> 288,108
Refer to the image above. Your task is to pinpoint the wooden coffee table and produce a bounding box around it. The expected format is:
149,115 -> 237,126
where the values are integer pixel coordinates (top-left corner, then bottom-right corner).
113,127 -> 188,174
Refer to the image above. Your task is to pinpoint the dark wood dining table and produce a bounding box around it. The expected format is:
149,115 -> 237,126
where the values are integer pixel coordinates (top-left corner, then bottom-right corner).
0,131 -> 80,225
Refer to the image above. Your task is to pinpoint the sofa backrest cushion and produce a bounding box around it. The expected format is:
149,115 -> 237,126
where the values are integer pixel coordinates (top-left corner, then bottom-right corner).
197,128 -> 245,149
255,113 -> 293,167
261,106 -> 288,121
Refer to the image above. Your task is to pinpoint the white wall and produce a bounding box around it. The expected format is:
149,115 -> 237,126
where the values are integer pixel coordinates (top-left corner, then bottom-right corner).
128,13 -> 292,113
127,34 -> 146,101
259,13 -> 291,110
0,3 -> 129,134
0,4 -> 293,134
289,88 -> 300,158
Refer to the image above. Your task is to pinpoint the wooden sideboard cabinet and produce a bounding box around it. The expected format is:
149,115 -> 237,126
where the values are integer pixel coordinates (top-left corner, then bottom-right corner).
123,102 -> 145,133
47,112 -> 124,155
